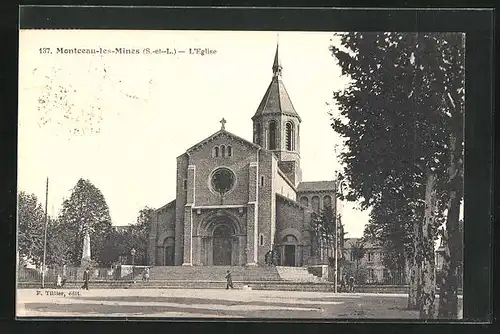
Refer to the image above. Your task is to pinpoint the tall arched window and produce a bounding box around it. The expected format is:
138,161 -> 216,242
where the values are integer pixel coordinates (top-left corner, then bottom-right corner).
312,196 -> 320,213
220,145 -> 226,157
323,195 -> 332,208
255,123 -> 261,145
213,146 -> 219,157
268,121 -> 277,150
285,122 -> 294,151
300,196 -> 309,207
227,146 -> 232,157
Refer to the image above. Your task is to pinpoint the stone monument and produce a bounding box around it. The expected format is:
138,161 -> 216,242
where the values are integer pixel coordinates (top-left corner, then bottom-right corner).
77,229 -> 92,281
81,229 -> 91,267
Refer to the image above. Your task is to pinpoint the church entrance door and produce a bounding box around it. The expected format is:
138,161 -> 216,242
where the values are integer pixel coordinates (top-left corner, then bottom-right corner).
284,245 -> 296,267
165,246 -> 174,266
213,224 -> 232,265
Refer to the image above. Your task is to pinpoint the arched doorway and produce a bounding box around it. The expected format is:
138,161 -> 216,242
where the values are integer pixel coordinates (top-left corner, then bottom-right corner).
282,235 -> 298,267
163,237 -> 175,266
213,224 -> 233,265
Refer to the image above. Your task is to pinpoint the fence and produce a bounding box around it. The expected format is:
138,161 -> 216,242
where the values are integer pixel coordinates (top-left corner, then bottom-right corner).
340,268 -> 463,288
17,265 -> 133,283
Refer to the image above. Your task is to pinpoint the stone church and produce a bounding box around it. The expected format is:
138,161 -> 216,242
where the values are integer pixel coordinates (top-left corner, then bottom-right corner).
148,44 -> 337,267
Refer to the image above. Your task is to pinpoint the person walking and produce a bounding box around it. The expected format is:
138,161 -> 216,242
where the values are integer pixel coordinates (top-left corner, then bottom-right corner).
81,268 -> 90,290
348,275 -> 355,293
225,270 -> 234,289
143,267 -> 150,282
340,275 -> 346,292
56,274 -> 62,288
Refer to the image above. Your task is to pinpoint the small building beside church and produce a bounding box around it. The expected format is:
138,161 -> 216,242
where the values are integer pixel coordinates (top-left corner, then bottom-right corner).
148,44 -> 338,267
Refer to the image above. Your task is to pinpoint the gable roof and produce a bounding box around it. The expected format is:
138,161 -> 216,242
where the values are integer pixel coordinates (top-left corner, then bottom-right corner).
186,129 -> 261,154
297,181 -> 336,192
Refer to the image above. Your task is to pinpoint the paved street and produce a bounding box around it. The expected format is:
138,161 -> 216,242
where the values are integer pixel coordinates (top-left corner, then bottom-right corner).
16,288 -> 462,319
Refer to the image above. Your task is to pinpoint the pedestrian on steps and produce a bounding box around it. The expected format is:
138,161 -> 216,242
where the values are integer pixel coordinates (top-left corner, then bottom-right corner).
225,270 -> 234,289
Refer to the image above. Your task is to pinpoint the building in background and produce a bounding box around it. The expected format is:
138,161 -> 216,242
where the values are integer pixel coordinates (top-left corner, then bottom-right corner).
343,238 -> 388,284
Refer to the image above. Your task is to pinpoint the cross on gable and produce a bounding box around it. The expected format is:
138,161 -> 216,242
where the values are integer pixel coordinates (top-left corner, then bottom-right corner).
220,118 -> 226,130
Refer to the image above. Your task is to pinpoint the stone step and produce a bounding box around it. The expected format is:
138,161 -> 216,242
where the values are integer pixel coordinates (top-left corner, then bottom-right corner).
275,266 -> 324,282
17,280 -> 336,292
148,266 -> 282,281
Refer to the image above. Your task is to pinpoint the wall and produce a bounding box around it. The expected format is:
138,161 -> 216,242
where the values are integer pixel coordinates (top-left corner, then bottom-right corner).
297,191 -> 336,214
275,195 -> 312,266
256,150 -> 274,264
275,169 -> 296,201
175,154 -> 188,265
188,134 -> 258,206
154,202 -> 176,265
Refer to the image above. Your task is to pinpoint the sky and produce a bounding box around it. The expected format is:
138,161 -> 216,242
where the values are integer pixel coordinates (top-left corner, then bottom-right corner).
18,30 -> 372,238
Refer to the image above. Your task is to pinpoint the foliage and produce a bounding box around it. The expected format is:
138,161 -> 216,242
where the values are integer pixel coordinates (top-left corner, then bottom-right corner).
311,204 -> 339,260
329,32 -> 464,318
349,240 -> 366,274
100,206 -> 154,266
57,178 -> 113,266
17,192 -> 45,265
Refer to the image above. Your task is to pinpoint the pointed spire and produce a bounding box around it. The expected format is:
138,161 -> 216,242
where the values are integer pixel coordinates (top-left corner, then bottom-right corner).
272,38 -> 282,78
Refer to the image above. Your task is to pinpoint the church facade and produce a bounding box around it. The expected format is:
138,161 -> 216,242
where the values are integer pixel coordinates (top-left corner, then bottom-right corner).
148,45 -> 337,267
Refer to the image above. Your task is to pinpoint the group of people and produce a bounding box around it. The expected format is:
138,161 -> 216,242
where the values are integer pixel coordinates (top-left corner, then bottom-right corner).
340,275 -> 356,292
264,250 -> 278,266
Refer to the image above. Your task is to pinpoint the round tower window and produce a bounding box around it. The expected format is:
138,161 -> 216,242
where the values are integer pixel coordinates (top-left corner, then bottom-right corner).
210,167 -> 236,194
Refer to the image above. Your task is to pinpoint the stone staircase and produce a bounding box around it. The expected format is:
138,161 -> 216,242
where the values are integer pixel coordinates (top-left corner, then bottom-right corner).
17,266 -> 338,291
276,266 -> 325,282
149,265 -> 283,282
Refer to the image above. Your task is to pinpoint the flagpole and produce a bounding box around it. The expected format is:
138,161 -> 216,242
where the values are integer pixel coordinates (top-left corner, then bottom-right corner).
41,177 -> 48,288
334,175 -> 339,293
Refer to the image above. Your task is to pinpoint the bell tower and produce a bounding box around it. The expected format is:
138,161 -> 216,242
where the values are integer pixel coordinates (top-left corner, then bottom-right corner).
252,42 -> 302,186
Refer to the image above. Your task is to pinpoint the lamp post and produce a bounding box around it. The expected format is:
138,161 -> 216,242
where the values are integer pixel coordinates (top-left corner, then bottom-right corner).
335,174 -> 345,293
130,248 -> 136,282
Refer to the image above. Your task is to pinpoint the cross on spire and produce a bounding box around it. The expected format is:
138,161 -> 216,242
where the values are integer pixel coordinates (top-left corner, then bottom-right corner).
272,39 -> 282,78
220,118 -> 226,130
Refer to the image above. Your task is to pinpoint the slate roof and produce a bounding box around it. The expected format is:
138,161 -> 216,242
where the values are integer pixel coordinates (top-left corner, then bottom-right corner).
252,44 -> 301,122
297,181 -> 336,192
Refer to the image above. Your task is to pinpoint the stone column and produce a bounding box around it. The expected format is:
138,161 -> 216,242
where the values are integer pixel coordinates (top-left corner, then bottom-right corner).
246,162 -> 258,265
193,236 -> 203,265
183,165 -> 196,266
182,208 -> 193,266
246,204 -> 258,265
238,235 -> 247,265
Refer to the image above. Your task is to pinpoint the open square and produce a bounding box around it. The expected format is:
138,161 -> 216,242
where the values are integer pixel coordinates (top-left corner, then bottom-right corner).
16,288 -> 462,319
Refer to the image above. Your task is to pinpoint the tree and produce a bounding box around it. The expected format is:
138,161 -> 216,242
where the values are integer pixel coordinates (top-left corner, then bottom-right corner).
329,32 -> 464,318
17,192 -> 45,266
311,204 -> 339,263
45,217 -> 71,267
57,179 -> 113,266
130,206 -> 154,265
435,34 -> 465,319
350,240 -> 366,280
